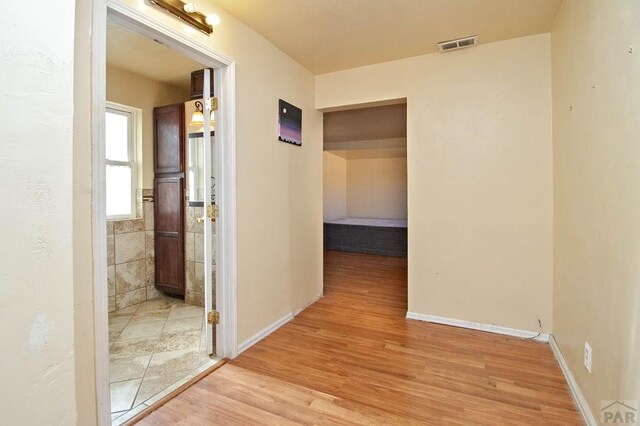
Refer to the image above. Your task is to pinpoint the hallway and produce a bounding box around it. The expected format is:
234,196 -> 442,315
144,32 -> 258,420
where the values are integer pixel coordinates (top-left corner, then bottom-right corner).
139,251 -> 581,425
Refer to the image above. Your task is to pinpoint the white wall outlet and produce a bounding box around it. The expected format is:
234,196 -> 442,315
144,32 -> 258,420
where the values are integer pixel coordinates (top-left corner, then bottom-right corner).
584,342 -> 593,373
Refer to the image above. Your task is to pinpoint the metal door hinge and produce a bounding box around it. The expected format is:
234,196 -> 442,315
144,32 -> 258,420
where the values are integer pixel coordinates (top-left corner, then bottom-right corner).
207,204 -> 219,221
207,311 -> 220,325
205,97 -> 218,111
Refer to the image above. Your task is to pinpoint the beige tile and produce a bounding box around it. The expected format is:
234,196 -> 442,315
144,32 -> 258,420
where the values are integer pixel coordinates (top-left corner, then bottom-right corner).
108,296 -> 116,313
185,291 -> 204,308
145,349 -> 199,376
163,316 -> 203,334
115,288 -> 146,311
168,304 -> 203,320
109,355 -> 151,383
111,411 -> 127,422
146,285 -> 162,300
145,258 -> 155,287
133,367 -> 192,407
130,307 -> 170,323
142,188 -> 154,198
185,232 -> 194,262
138,297 -> 176,312
145,231 -> 154,258
194,232 -> 204,262
107,235 -> 115,266
109,378 -> 141,412
185,261 -> 195,294
194,262 -> 205,293
107,221 -> 114,236
113,403 -> 148,426
115,260 -> 146,294
143,202 -> 154,231
109,328 -> 121,346
111,304 -> 139,317
114,218 -> 145,234
115,232 -> 145,264
118,318 -> 166,341
107,265 -> 116,297
109,316 -> 131,333
156,330 -> 201,352
110,336 -> 159,359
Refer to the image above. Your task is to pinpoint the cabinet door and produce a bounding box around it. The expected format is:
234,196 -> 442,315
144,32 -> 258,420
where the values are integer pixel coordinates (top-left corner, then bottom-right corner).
154,176 -> 185,295
154,103 -> 185,175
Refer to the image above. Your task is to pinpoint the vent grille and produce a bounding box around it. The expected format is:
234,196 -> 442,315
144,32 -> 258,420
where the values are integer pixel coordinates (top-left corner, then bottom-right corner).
437,35 -> 479,52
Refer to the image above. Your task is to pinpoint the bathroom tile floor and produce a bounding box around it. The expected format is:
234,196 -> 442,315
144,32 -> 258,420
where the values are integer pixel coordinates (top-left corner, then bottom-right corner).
108,294 -> 217,425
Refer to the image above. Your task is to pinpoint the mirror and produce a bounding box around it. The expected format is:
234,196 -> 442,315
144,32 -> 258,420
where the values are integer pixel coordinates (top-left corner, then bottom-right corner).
187,132 -> 215,206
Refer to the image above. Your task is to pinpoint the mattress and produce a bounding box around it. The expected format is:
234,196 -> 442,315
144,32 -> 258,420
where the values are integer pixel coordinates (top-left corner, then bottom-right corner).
324,217 -> 407,228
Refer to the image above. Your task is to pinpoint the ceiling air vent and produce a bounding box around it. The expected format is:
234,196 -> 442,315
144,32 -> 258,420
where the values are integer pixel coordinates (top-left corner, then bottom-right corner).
437,35 -> 479,52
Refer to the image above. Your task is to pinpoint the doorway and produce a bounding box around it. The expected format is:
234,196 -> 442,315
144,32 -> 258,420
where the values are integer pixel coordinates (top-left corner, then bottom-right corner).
92,2 -> 237,425
321,102 -> 408,312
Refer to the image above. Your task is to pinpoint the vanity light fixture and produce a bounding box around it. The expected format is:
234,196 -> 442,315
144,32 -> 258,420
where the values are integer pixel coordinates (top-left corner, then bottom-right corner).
205,13 -> 221,26
190,101 -> 215,128
149,0 -> 214,35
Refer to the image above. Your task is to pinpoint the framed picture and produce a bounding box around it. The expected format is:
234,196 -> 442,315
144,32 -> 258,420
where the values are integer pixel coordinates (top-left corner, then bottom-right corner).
278,99 -> 302,146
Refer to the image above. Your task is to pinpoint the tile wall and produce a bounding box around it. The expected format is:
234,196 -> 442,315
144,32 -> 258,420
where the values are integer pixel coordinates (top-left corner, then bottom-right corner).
107,191 -> 215,312
184,205 -> 216,307
107,189 -> 157,312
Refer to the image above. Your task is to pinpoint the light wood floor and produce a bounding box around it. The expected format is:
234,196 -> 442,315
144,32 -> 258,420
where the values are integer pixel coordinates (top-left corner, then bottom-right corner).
139,250 -> 581,425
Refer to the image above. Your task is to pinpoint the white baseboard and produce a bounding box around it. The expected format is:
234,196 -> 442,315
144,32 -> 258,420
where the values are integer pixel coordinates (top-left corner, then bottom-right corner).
237,312 -> 293,355
237,292 -> 323,355
549,335 -> 597,426
293,291 -> 323,317
406,312 -> 550,342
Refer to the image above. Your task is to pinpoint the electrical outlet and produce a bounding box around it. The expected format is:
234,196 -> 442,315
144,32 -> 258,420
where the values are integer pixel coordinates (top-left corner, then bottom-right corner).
584,342 -> 593,373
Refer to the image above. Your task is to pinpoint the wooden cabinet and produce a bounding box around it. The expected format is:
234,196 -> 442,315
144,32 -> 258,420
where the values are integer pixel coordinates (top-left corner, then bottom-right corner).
190,69 -> 214,100
153,103 -> 186,296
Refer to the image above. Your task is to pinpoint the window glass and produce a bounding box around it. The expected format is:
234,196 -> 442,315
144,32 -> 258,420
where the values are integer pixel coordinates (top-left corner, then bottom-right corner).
105,111 -> 130,161
106,164 -> 132,217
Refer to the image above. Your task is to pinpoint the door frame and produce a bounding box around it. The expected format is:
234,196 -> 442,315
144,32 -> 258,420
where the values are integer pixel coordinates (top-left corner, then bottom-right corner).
92,0 -> 238,423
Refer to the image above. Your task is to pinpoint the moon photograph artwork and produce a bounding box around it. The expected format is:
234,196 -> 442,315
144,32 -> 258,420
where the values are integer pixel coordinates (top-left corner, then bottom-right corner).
278,99 -> 302,147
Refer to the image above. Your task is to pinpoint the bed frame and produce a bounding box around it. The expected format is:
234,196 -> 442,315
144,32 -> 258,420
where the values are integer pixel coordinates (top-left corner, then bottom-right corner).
323,219 -> 407,257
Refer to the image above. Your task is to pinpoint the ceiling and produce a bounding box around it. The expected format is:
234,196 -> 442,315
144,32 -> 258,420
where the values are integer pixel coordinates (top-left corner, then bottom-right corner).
211,0 -> 562,74
107,20 -> 204,91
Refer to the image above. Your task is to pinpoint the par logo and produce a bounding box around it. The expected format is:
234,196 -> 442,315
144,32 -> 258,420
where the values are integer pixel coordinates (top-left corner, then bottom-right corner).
601,400 -> 638,425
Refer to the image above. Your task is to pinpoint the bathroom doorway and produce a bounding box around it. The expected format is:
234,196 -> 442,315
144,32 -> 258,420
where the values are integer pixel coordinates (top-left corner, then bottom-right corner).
92,3 -> 238,424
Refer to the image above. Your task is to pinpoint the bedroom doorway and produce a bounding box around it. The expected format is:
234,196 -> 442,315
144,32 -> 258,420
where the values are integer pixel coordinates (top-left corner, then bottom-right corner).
321,101 -> 408,312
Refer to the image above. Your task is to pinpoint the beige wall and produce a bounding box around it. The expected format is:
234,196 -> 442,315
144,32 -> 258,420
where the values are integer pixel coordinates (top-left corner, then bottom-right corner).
323,152 -> 347,220
106,65 -> 189,189
347,157 -> 407,220
317,34 -> 553,333
551,0 -> 640,416
0,1 -> 79,424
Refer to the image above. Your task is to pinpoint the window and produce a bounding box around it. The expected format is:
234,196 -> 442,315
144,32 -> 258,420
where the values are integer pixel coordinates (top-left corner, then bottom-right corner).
105,103 -> 138,219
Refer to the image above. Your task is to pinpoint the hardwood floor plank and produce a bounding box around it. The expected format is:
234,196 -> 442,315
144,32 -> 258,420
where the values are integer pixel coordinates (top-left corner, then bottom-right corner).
139,250 -> 581,425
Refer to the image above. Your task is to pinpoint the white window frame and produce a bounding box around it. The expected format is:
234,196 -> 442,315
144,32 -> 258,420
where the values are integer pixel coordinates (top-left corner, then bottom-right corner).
105,101 -> 139,220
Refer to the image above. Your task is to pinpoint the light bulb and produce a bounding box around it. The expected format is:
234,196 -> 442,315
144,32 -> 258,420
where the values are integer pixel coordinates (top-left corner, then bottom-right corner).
183,3 -> 197,13
205,13 -> 221,26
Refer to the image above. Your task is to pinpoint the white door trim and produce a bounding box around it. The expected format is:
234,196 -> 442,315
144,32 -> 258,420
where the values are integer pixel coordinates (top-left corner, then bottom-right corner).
92,1 -> 238,424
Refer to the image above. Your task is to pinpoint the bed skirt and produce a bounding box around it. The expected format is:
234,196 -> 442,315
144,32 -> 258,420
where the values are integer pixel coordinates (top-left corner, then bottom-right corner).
323,218 -> 407,257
